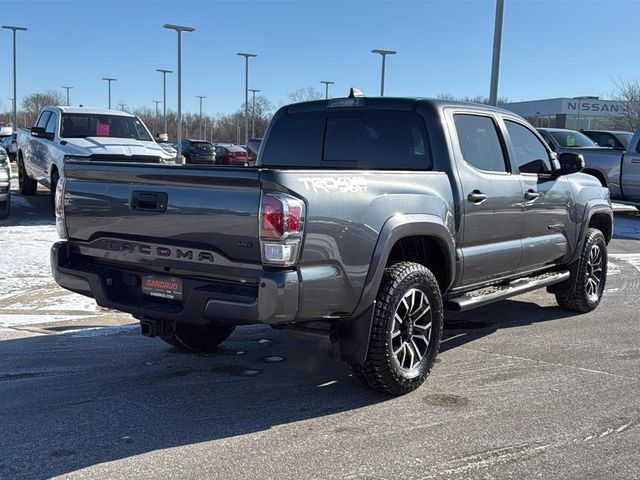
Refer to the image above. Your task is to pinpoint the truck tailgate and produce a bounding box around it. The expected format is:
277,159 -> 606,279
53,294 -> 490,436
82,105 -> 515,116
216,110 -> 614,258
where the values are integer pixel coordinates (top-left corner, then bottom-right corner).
62,162 -> 262,272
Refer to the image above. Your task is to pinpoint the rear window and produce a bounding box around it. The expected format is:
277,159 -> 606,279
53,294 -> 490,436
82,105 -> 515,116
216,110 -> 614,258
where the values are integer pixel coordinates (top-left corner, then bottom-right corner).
192,142 -> 212,150
226,145 -> 246,152
261,113 -> 325,167
261,110 -> 432,170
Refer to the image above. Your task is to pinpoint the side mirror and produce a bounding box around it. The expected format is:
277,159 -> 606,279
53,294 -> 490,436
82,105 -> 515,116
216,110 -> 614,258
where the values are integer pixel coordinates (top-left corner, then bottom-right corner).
31,127 -> 54,141
558,152 -> 584,175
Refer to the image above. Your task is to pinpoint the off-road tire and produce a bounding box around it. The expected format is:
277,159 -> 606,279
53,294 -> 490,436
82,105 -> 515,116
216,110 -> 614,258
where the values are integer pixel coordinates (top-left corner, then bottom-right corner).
351,262 -> 443,396
555,228 -> 607,313
0,197 -> 9,219
18,156 -> 37,195
161,324 -> 236,352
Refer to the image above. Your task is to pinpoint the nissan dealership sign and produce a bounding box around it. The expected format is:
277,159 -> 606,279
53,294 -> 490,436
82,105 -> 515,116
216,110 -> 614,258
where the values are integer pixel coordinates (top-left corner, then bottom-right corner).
563,98 -> 627,116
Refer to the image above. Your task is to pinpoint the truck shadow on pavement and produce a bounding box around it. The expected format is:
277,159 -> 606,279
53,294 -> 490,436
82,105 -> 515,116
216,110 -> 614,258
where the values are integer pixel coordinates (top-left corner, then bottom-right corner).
441,298 -> 576,352
0,298 -> 576,479
0,324 -> 386,479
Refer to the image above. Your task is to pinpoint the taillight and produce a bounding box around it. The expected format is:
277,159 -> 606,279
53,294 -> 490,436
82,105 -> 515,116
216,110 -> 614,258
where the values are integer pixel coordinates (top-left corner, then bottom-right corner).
259,192 -> 305,266
55,178 -> 68,239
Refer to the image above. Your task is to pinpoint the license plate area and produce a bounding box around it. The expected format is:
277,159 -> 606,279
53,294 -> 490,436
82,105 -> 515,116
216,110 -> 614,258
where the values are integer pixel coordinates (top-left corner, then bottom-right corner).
142,274 -> 183,301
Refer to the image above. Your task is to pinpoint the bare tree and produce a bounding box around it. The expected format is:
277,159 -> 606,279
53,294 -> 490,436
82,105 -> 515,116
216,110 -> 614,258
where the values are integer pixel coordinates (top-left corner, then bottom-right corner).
287,87 -> 324,104
21,90 -> 66,126
437,93 -> 509,105
612,78 -> 640,131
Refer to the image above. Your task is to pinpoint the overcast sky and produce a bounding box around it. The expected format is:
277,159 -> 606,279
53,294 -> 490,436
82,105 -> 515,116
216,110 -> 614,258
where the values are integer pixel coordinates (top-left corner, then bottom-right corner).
1,0 -> 637,115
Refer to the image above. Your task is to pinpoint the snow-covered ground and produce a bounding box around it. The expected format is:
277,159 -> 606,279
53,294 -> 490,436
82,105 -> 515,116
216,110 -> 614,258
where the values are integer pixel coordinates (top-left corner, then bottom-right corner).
0,180 -> 127,327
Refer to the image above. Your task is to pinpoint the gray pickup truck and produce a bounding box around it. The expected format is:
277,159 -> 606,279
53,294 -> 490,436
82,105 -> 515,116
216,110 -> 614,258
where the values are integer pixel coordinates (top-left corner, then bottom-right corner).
538,127 -> 640,206
52,96 -> 612,395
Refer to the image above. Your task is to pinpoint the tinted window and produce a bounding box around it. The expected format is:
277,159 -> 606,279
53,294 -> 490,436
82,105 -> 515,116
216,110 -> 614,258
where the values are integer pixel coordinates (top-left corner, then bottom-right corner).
454,114 -> 507,173
36,111 -> 51,129
505,120 -> 551,174
262,111 -> 431,170
584,132 -> 603,146
324,116 -> 361,164
261,112 -> 325,167
45,112 -> 58,134
549,130 -> 596,148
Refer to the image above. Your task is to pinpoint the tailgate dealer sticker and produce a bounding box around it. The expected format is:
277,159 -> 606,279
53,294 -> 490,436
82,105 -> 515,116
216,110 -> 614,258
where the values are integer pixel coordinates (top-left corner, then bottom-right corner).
142,275 -> 183,300
298,176 -> 368,193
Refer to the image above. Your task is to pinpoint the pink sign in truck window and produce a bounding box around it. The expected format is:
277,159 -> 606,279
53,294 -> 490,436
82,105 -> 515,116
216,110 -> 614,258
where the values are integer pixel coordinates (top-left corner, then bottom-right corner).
96,120 -> 110,136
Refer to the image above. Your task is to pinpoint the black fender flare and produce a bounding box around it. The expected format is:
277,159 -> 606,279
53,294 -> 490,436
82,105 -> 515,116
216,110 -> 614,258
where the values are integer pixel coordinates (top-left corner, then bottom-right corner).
339,214 -> 455,364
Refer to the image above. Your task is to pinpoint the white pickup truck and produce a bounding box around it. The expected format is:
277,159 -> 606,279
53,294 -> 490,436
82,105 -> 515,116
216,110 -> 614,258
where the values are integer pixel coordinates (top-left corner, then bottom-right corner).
17,107 -> 174,206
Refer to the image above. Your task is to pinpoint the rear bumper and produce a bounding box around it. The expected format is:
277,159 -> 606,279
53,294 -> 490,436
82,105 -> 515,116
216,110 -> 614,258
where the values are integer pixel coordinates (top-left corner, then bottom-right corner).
51,241 -> 299,326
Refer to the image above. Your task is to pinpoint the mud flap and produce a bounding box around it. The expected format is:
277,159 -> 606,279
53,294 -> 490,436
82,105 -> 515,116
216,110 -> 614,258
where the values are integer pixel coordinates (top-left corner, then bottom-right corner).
336,303 -> 375,365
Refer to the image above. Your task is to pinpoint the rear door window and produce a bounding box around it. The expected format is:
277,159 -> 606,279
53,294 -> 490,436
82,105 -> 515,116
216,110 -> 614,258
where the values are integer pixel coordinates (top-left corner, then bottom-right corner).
453,114 -> 508,173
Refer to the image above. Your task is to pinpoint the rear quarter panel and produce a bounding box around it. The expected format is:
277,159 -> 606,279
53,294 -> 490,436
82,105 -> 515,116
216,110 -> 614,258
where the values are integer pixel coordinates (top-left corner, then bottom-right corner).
260,169 -> 454,318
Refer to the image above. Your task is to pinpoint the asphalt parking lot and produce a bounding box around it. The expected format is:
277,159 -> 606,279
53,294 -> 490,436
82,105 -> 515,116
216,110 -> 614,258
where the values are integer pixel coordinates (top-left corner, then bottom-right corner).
1,175 -> 639,480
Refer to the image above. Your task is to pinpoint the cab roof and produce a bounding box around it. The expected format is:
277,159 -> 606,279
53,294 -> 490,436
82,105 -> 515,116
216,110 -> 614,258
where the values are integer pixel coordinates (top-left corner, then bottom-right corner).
285,96 -> 516,117
46,106 -> 135,117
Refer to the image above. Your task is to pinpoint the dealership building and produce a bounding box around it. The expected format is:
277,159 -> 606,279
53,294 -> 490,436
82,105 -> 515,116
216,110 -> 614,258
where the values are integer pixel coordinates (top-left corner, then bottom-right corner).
501,97 -> 627,130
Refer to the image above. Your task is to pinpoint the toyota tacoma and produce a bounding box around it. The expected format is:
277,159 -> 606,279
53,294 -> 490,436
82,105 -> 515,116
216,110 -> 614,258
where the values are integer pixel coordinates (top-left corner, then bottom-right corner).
52,95 -> 613,395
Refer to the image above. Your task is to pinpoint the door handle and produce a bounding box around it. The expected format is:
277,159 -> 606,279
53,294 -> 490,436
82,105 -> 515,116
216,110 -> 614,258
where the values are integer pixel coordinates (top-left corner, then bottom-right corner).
468,191 -> 488,204
524,190 -> 541,200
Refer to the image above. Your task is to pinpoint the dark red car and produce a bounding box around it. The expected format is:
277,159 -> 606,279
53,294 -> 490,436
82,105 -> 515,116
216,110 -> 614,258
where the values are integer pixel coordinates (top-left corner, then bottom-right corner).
214,144 -> 249,166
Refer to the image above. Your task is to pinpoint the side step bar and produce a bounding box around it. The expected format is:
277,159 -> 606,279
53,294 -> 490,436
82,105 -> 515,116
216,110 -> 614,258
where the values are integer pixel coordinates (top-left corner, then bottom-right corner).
444,270 -> 570,312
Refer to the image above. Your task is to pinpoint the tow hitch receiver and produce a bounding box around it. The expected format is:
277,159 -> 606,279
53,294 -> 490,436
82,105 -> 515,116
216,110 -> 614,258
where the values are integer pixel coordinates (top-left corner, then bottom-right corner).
140,318 -> 176,338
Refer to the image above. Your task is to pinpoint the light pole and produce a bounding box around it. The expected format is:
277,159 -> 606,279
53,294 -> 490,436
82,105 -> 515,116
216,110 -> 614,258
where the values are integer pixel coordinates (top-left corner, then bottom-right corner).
152,100 -> 162,137
237,52 -> 257,145
371,49 -> 396,97
196,95 -> 206,139
320,80 -> 334,99
118,103 -> 127,111
249,89 -> 260,138
489,0 -> 505,106
2,25 -> 27,133
164,24 -> 195,161
62,86 -> 74,106
156,68 -> 172,135
102,77 -> 116,109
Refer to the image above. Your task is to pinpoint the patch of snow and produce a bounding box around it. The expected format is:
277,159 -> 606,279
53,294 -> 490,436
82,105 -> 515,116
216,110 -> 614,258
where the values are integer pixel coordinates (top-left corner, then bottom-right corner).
0,314 -> 91,327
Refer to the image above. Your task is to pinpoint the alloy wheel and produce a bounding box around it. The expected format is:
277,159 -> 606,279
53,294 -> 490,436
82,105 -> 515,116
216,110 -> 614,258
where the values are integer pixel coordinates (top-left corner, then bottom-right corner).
585,244 -> 603,303
390,288 -> 432,376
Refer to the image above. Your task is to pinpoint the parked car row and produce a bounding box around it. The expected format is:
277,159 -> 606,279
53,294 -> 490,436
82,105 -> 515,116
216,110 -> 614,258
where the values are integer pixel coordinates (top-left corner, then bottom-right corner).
175,139 -> 253,166
0,132 -> 17,162
0,145 -> 10,219
537,127 -> 640,205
